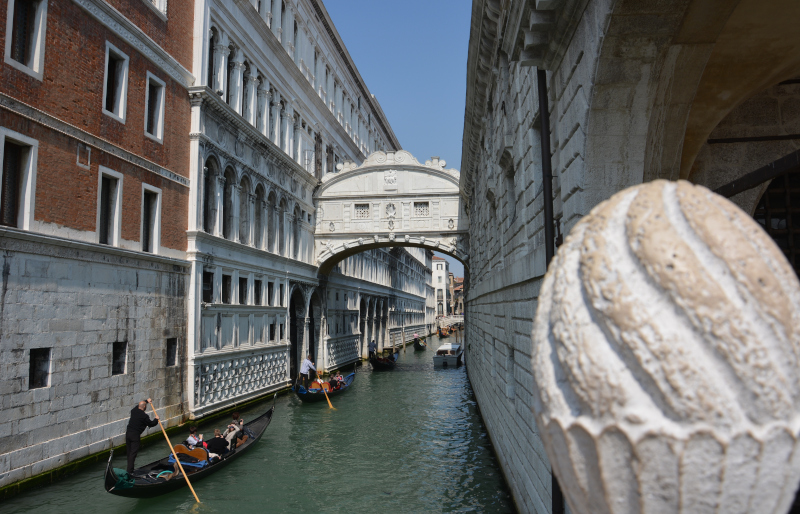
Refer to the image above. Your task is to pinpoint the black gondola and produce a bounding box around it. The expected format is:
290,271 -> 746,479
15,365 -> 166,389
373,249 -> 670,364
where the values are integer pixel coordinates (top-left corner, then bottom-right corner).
293,372 -> 355,403
370,351 -> 399,371
438,327 -> 449,338
104,403 -> 275,498
414,338 -> 427,351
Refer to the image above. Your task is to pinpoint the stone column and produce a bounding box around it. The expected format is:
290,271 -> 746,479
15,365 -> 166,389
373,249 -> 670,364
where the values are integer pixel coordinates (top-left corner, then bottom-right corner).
257,87 -> 268,136
271,93 -> 281,146
215,175 -> 226,237
260,200 -> 268,250
271,0 -> 281,40
247,193 -> 256,246
244,74 -> 258,126
262,0 -> 271,26
232,185 -> 242,243
284,7 -> 295,58
281,108 -> 291,154
327,71 -> 334,111
213,42 -> 229,95
293,117 -> 302,164
229,51 -> 245,114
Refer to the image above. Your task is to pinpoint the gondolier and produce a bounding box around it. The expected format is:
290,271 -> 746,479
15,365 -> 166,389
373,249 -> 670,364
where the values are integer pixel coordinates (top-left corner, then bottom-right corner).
299,355 -> 316,389
368,339 -> 377,358
126,399 -> 159,473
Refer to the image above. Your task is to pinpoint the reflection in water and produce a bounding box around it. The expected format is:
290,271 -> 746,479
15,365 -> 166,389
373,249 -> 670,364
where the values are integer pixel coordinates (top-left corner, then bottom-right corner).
3,339 -> 514,513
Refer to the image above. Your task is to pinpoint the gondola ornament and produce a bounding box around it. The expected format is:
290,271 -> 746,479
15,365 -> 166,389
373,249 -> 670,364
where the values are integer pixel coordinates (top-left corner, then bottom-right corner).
532,180 -> 800,514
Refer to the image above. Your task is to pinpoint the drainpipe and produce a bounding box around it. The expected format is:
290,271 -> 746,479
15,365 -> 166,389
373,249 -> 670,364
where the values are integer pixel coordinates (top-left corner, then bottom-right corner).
537,69 -> 555,267
538,67 -> 565,513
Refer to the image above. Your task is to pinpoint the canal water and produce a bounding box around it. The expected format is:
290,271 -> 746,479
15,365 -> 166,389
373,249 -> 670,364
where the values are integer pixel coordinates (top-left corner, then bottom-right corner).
3,336 -> 515,513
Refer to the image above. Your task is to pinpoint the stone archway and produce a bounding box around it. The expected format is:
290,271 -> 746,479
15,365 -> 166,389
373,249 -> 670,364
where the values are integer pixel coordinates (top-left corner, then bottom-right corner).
314,150 -> 469,273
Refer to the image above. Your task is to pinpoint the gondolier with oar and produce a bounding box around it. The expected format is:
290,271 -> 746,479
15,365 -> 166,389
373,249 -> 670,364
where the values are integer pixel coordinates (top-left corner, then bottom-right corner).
126,399 -> 159,473
299,354 -> 316,389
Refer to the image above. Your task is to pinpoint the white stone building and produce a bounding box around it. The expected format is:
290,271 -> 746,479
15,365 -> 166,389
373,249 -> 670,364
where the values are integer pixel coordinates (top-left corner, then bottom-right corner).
461,0 -> 800,512
432,256 -> 450,316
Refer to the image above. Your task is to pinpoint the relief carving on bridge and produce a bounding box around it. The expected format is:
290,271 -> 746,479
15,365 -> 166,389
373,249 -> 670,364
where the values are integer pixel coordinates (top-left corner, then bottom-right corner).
314,151 -> 469,272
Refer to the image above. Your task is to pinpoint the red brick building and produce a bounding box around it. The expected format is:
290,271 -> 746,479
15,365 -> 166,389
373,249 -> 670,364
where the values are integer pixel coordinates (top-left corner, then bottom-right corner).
0,0 -> 194,489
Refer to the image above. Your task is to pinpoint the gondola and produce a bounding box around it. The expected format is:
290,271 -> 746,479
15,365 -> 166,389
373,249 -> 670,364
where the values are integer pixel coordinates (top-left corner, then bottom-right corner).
104,402 -> 275,498
293,372 -> 355,402
438,327 -> 449,338
369,351 -> 399,371
414,337 -> 427,351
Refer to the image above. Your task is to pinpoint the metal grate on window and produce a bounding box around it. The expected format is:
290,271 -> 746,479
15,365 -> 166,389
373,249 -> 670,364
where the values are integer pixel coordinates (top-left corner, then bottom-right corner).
354,203 -> 370,219
414,202 -> 429,217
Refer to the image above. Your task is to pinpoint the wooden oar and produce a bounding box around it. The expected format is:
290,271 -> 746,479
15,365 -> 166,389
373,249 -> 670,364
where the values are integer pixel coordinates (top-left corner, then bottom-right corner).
147,400 -> 201,503
314,374 -> 336,410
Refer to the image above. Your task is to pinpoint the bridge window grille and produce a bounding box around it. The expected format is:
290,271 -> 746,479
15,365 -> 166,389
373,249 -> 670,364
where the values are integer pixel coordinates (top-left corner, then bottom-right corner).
414,202 -> 429,217
354,203 -> 370,219
754,171 -> 800,275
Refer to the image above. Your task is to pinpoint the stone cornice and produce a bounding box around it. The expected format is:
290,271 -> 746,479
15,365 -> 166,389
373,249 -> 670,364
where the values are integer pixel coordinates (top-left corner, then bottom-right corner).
0,92 -> 190,186
460,0 -> 504,210
71,0 -> 194,88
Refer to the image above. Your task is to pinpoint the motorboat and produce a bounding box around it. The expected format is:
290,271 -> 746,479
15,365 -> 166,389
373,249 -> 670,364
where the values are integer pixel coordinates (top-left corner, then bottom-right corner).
433,343 -> 463,368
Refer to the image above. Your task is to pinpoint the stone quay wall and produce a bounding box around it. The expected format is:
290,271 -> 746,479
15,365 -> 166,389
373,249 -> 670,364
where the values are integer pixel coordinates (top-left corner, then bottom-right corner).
0,229 -> 188,489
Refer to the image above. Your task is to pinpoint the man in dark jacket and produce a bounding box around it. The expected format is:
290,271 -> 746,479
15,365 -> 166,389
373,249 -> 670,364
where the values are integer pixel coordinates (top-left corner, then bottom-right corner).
126,398 -> 159,473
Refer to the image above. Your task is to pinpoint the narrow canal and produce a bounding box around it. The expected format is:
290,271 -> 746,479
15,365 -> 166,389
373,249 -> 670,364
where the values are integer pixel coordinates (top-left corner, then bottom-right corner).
3,336 -> 515,513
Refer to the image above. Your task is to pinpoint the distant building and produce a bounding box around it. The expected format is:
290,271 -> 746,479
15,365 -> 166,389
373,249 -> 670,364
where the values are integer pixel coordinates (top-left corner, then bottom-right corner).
432,256 -> 450,315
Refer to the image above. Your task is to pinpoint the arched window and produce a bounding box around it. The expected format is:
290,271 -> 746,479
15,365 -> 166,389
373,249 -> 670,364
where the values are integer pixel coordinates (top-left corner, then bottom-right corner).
267,191 -> 276,253
222,167 -> 236,240
254,185 -> 265,249
293,205 -> 301,259
202,157 -> 219,233
239,175 -> 251,245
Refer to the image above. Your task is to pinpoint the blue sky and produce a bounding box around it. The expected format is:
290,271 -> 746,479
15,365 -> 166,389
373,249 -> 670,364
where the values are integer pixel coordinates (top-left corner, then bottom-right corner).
325,1 -> 470,278
325,0 -> 471,170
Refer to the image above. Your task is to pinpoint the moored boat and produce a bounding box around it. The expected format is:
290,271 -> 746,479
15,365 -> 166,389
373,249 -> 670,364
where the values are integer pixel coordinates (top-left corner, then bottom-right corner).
293,372 -> 355,403
370,352 -> 399,371
104,403 -> 275,498
433,343 -> 463,368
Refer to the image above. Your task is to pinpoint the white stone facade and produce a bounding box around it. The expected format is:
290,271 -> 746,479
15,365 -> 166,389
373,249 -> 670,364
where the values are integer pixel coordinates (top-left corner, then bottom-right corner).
432,256 -> 450,316
462,1 -> 800,513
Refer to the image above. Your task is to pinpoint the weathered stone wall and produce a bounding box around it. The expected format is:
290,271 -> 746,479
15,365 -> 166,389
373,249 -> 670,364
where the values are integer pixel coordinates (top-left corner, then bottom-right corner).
0,229 -> 188,488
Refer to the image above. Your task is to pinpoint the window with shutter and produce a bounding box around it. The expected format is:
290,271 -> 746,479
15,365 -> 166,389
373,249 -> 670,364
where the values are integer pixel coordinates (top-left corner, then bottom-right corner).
1,141 -> 22,227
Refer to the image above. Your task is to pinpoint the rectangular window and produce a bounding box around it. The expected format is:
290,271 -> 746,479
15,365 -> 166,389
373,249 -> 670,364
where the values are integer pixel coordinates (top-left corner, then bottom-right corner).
222,274 -> 232,304
267,281 -> 274,306
202,270 -> 214,303
414,202 -> 429,217
0,130 -> 37,230
254,279 -> 263,305
279,323 -> 284,341
97,168 -> 122,246
269,323 -> 276,342
1,140 -> 22,227
103,42 -> 129,122
141,186 -> 160,253
438,276 -> 442,283
279,284 -> 284,306
5,0 -> 47,79
144,72 -> 165,142
239,276 -> 248,305
354,203 -> 369,219
166,338 -> 177,366
28,347 -> 50,389
111,341 -> 127,375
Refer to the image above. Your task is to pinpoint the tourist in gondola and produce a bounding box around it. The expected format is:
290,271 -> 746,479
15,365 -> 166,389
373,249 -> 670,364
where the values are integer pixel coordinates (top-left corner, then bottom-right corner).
185,426 -> 204,450
205,429 -> 229,459
125,398 -> 159,473
223,412 -> 243,446
330,371 -> 344,390
299,354 -> 316,389
368,339 -> 377,358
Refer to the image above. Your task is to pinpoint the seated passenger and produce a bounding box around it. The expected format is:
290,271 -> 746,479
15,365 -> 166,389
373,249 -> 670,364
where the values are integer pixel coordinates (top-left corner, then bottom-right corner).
205,429 -> 229,458
186,426 -> 204,449
223,412 -> 243,446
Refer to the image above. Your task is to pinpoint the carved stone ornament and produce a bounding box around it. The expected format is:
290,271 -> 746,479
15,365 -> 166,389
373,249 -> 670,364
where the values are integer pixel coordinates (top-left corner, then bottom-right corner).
404,235 -> 410,243
389,233 -> 395,242
384,170 -> 397,187
388,220 -> 394,230
448,218 -> 455,229
358,238 -> 364,245
235,138 -> 244,157
532,180 -> 800,514
373,235 -> 379,243
329,222 -> 335,232
217,126 -> 228,147
386,203 -> 396,218
291,178 -> 297,193
317,207 -> 324,221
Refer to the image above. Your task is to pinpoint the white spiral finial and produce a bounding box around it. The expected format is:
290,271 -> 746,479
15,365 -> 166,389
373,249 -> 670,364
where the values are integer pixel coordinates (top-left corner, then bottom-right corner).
532,180 -> 800,514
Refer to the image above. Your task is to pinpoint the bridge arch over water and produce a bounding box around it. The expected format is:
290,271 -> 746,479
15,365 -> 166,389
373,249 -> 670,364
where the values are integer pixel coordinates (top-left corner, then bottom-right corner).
314,150 -> 470,274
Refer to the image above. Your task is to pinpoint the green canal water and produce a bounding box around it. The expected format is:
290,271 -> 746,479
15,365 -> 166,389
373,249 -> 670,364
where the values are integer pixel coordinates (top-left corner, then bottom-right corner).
3,338 -> 515,513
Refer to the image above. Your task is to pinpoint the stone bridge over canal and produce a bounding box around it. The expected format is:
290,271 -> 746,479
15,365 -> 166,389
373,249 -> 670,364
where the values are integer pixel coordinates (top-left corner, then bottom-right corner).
313,150 -> 469,273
